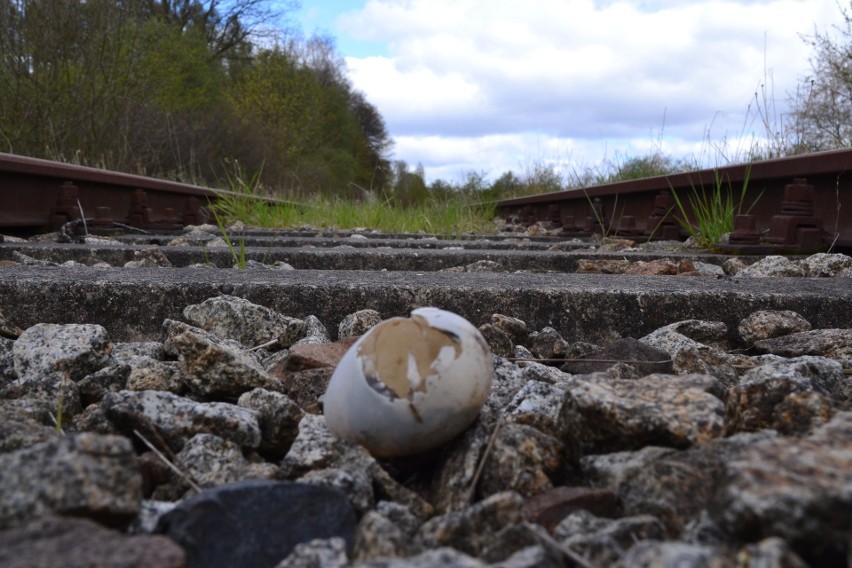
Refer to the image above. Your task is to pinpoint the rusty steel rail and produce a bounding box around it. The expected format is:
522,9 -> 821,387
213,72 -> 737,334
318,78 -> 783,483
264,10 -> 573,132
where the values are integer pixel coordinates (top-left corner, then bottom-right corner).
0,153 -> 298,235
496,148 -> 852,253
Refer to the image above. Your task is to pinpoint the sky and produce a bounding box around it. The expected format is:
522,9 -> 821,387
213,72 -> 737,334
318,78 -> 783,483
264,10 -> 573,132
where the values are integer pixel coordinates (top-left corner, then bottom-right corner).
293,0 -> 848,183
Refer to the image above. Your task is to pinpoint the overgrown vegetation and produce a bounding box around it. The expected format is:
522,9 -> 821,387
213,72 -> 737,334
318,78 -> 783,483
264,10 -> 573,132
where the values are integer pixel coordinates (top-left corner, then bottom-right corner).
211,184 -> 497,237
668,166 -> 761,248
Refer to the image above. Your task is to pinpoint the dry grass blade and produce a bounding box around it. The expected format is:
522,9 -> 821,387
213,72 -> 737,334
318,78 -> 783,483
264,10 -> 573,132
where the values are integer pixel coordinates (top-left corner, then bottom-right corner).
133,429 -> 202,494
522,521 -> 596,568
247,338 -> 280,352
508,357 -> 673,366
467,415 -> 503,504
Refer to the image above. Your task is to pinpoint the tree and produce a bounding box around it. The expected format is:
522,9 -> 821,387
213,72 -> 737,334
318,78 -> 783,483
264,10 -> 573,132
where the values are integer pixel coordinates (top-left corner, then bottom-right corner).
0,0 -> 394,196
0,0 -> 153,159
349,90 -> 393,188
141,0 -> 292,58
789,2 -> 852,151
387,160 -> 427,206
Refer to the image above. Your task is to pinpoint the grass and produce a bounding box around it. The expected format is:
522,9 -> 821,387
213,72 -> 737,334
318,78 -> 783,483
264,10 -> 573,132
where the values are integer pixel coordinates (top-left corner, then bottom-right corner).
53,374 -> 69,434
581,189 -> 626,240
210,185 -> 498,238
668,164 -> 761,248
54,386 -> 64,434
207,160 -> 500,259
212,211 -> 248,269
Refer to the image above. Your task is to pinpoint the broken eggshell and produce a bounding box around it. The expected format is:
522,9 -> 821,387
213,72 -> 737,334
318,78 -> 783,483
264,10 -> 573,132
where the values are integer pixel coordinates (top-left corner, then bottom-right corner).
323,307 -> 493,458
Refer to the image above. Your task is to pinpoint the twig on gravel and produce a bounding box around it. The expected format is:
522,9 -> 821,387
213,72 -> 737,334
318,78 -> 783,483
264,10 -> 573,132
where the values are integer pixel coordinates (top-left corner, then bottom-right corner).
523,521 -> 595,568
247,338 -> 279,352
58,218 -> 152,243
133,429 -> 202,494
467,415 -> 502,504
509,357 -> 673,366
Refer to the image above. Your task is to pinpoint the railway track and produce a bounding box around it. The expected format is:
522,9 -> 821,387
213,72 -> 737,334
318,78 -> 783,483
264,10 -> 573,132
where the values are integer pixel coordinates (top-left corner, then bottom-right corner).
0,152 -> 294,237
2,149 -> 851,254
496,148 -> 852,254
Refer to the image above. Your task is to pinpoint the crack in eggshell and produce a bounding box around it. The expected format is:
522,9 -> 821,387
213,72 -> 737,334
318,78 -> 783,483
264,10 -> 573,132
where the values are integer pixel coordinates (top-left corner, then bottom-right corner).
408,402 -> 423,423
357,314 -> 462,399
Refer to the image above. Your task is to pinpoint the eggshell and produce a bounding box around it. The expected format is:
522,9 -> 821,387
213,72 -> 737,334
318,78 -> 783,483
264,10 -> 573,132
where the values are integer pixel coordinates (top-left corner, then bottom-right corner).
323,307 -> 493,457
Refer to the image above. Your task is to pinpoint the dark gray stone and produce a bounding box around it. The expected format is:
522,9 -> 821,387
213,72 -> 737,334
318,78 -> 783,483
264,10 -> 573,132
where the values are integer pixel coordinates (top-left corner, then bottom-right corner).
275,537 -> 349,568
237,388 -> 304,459
529,327 -> 568,360
554,510 -> 667,566
0,404 -> 58,452
753,328 -> 852,361
102,389 -> 261,451
614,540 -> 733,567
561,373 -> 726,453
182,295 -> 307,350
156,480 -> 357,568
478,323 -> 514,358
13,323 -> 112,383
416,491 -> 523,557
711,412 -> 852,566
582,431 -> 777,536
0,514 -> 186,568
338,309 -> 382,339
0,433 -> 142,529
727,356 -> 847,432
154,433 -> 280,499
478,423 -> 564,500
164,320 -> 283,400
738,310 -> 812,346
801,252 -> 852,276
738,256 -> 806,277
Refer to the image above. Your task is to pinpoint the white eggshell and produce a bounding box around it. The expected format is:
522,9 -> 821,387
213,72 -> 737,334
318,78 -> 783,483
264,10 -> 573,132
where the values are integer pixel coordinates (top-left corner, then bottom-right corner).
323,307 -> 493,457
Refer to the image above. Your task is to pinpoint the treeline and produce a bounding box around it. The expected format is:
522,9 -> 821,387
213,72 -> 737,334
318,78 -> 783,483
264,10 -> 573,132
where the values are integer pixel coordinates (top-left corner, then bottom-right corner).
0,0 -> 392,194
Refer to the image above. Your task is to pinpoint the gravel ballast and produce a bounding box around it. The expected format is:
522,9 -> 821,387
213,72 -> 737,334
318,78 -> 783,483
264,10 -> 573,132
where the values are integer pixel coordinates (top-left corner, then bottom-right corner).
0,232 -> 850,567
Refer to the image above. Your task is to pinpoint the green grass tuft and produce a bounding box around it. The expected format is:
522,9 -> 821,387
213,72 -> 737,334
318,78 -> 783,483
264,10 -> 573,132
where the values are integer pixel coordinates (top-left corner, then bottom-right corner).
669,165 -> 762,248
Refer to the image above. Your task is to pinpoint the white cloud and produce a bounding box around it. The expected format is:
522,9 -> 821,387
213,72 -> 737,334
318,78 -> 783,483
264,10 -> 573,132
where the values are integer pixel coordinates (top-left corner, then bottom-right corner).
338,0 -> 847,182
